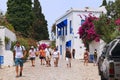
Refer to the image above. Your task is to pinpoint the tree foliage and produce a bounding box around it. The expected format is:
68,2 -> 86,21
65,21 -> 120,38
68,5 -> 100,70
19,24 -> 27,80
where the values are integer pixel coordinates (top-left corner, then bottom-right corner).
0,15 -> 15,32
32,0 -> 49,41
94,14 -> 118,43
6,0 -> 34,37
93,0 -> 120,43
106,0 -> 120,19
6,0 -> 49,41
100,0 -> 107,7
51,23 -> 56,35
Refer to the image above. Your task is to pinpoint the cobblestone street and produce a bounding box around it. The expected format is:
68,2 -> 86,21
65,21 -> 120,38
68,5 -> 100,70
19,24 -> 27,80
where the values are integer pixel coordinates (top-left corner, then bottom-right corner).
0,57 -> 100,80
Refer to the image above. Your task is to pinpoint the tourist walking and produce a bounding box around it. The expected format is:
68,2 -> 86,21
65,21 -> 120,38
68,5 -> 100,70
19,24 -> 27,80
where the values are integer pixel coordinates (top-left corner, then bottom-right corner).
13,41 -> 26,77
84,49 -> 89,66
45,46 -> 51,67
29,46 -> 36,67
93,49 -> 98,66
39,46 -> 46,65
52,47 -> 60,67
72,49 -> 75,59
65,48 -> 72,68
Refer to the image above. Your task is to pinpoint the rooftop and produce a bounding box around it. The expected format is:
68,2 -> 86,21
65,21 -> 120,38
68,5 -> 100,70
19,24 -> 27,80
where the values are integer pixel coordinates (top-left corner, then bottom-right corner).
56,6 -> 107,22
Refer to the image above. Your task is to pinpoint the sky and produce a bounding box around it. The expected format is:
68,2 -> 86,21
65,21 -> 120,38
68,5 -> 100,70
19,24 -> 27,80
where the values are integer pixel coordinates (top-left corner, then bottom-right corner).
0,0 -> 114,39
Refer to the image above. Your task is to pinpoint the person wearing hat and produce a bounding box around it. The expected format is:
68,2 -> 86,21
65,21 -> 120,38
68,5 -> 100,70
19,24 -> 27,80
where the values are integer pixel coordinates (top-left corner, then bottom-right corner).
29,46 -> 36,67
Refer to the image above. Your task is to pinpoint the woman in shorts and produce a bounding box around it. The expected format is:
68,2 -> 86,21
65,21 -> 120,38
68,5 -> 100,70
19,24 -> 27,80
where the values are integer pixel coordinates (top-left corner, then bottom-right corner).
29,46 -> 36,67
39,46 -> 46,65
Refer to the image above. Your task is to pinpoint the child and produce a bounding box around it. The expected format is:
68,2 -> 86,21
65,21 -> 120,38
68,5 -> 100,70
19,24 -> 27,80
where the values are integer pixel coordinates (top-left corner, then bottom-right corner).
84,49 -> 89,66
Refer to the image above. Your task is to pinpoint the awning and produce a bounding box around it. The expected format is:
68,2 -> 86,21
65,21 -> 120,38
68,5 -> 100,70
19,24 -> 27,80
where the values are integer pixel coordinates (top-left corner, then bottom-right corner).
57,19 -> 67,28
66,40 -> 71,47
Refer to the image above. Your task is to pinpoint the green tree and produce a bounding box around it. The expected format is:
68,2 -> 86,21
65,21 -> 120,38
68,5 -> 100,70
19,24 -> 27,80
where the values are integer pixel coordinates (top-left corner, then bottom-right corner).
106,0 -> 120,19
32,0 -> 49,40
51,23 -> 56,35
93,0 -> 120,43
6,0 -> 34,37
101,0 -> 107,6
94,14 -> 117,43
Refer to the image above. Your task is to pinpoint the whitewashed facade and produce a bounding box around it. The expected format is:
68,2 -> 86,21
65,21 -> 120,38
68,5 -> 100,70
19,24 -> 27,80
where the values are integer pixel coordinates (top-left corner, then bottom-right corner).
0,26 -> 16,67
89,39 -> 106,59
55,7 -> 106,59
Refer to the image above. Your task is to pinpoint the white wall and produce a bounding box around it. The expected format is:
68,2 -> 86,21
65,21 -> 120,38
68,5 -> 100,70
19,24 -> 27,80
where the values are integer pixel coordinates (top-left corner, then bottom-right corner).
4,51 -> 14,67
72,12 -> 86,59
89,39 -> 106,57
0,26 -> 16,67
0,26 -> 5,56
5,28 -> 16,41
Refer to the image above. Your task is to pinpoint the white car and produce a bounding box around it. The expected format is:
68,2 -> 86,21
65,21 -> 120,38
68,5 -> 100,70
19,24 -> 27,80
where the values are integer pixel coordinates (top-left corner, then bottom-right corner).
100,37 -> 120,80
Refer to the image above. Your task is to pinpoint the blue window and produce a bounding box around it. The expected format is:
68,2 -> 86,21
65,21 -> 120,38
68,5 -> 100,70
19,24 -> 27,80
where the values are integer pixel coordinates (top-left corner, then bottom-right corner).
63,27 -> 64,36
66,40 -> 71,47
70,20 -> 73,34
56,19 -> 68,36
65,26 -> 67,35
60,45 -> 62,55
57,28 -> 61,38
81,19 -> 85,25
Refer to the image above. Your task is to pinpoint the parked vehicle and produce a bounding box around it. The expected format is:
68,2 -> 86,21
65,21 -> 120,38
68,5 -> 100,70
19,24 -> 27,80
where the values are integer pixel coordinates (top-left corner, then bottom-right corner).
100,37 -> 120,80
98,44 -> 108,75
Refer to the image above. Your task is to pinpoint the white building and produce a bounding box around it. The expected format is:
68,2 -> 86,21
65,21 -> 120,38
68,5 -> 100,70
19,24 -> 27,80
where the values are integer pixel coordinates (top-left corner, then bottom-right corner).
55,7 -> 106,59
0,26 -> 16,67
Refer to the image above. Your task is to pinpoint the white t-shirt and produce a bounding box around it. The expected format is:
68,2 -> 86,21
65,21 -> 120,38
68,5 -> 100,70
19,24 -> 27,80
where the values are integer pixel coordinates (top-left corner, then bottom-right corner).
53,51 -> 59,58
29,49 -> 36,58
14,46 -> 25,58
45,48 -> 50,57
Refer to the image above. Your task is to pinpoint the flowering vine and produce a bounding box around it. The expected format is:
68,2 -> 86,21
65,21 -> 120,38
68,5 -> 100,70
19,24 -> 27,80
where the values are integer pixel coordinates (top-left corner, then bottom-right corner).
115,18 -> 120,31
38,43 -> 48,50
78,14 -> 100,46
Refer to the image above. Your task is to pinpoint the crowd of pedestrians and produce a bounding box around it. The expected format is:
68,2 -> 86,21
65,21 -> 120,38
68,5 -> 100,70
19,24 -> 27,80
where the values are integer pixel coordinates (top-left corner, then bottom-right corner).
13,41 -> 61,77
13,41 -> 99,78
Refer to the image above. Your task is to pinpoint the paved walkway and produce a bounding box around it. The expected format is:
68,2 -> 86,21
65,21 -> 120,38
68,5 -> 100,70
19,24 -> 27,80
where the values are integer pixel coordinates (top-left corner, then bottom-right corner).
0,57 -> 100,80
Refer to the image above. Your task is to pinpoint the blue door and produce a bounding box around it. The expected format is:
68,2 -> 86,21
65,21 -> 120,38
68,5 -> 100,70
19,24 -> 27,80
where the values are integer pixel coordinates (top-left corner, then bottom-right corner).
0,56 -> 4,65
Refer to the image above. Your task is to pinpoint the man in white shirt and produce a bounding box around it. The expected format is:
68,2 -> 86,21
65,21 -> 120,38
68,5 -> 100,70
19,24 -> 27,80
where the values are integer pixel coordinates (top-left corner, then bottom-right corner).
13,41 -> 26,77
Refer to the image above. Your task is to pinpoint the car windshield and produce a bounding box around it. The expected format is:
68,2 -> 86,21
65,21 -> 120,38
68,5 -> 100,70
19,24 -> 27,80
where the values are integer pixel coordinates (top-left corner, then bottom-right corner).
111,41 -> 120,57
